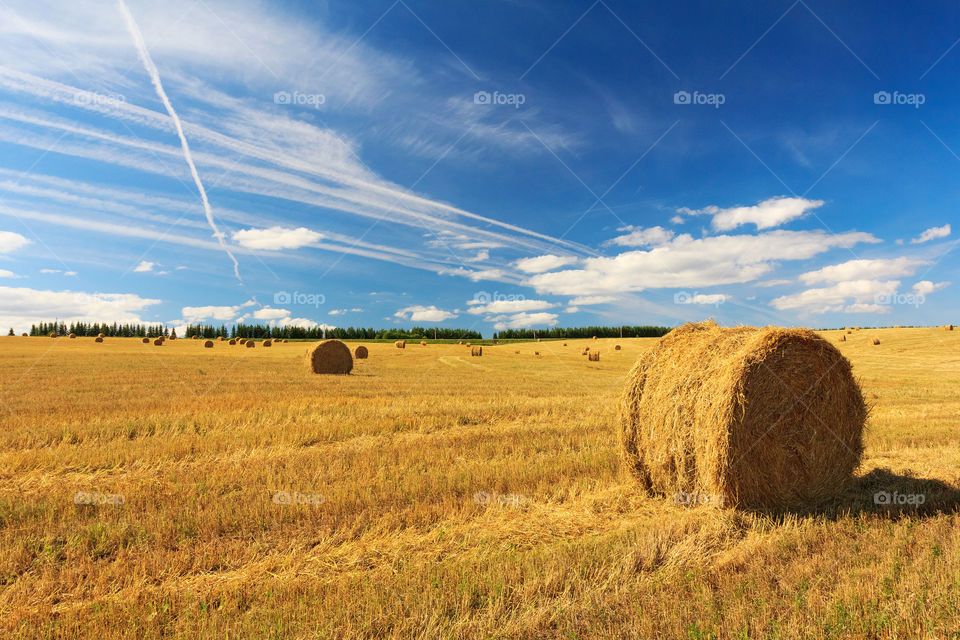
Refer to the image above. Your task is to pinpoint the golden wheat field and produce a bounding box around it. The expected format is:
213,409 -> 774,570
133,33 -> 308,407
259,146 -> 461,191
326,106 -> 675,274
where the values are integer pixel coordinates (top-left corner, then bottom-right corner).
2,328 -> 960,639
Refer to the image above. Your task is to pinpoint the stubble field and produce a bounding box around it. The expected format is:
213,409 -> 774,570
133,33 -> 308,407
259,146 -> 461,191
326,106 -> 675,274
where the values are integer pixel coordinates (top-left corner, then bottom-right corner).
1,328 -> 959,638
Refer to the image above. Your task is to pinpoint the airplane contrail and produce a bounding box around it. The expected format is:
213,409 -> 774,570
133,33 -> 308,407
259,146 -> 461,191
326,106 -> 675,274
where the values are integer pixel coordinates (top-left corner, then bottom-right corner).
116,0 -> 241,281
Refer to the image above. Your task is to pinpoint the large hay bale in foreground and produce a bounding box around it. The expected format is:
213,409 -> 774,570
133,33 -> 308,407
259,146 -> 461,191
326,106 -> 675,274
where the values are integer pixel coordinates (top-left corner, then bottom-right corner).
619,321 -> 865,510
354,345 -> 368,359
471,346 -> 482,356
395,340 -> 405,349
307,339 -> 353,374
204,340 -> 214,348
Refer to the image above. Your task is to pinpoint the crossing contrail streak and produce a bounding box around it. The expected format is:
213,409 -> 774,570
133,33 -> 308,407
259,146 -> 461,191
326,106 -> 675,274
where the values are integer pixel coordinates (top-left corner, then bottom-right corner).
117,0 -> 241,280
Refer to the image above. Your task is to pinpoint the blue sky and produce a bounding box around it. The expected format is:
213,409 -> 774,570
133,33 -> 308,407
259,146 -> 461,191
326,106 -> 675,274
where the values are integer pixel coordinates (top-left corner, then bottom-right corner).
0,0 -> 955,335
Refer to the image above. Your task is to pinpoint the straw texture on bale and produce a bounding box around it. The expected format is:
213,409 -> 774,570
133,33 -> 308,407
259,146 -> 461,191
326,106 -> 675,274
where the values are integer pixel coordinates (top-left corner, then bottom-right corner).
94,337 -> 103,343
588,351 -> 599,361
354,345 -> 368,359
619,321 -> 866,510
245,340 -> 255,348
141,337 -> 150,344
204,340 -> 214,348
395,340 -> 406,349
153,338 -> 163,346
307,339 -> 353,374
471,346 -> 482,357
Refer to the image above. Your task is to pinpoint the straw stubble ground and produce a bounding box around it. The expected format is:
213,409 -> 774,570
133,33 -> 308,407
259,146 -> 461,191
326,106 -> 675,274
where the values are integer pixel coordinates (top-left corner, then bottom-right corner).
1,330 -> 959,638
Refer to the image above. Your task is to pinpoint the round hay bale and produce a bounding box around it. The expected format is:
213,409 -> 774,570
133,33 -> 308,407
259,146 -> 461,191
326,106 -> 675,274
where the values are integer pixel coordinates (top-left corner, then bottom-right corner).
307,339 -> 353,374
420,340 -> 427,346
238,339 -> 246,345
218,336 -> 225,341
49,332 -> 57,338
615,345 -> 622,351
593,336 -> 598,340
97,333 -> 104,338
872,337 -> 880,345
465,342 -> 471,347
355,345 -> 369,359
537,338 -> 542,342
21,333 -> 27,337
94,336 -> 103,343
471,346 -> 482,356
395,340 -> 405,349
947,324 -> 954,331
245,340 -> 255,349
588,351 -> 599,361
141,337 -> 150,344
153,338 -> 163,346
515,350 -> 520,354
263,340 -> 272,347
584,346 -> 590,351
204,340 -> 214,348
619,321 -> 866,510
192,335 -> 199,340
839,335 -> 846,342
282,339 -> 288,343
228,339 -> 236,345
534,351 -> 540,356
68,333 -> 76,339
563,342 -> 567,346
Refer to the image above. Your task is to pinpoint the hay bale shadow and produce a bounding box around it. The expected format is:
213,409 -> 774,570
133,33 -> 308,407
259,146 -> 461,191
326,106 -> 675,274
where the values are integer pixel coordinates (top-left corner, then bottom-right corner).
754,468 -> 960,520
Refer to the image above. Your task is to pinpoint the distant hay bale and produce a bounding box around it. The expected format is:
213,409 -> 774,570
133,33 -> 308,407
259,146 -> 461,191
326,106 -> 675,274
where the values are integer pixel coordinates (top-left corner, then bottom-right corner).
537,338 -> 542,342
471,346 -> 482,356
839,335 -> 846,342
245,340 -> 255,349
228,339 -> 236,345
534,351 -> 540,356
458,341 -> 463,345
872,337 -> 880,345
619,321 -> 866,510
465,342 -> 471,347
846,330 -> 852,334
593,336 -> 598,340
395,340 -> 406,349
94,337 -> 103,343
584,346 -> 590,351
515,350 -> 520,354
355,345 -> 369,359
563,342 -> 567,346
948,324 -> 954,331
588,351 -> 599,361
97,333 -> 104,338
168,335 -> 176,341
421,340 -> 427,346
49,332 -> 57,338
204,340 -> 214,348
263,340 -> 272,347
615,345 -> 622,351
153,338 -> 163,346
307,339 -> 353,374
68,333 -> 76,339
192,335 -> 199,340
238,339 -> 246,345
282,339 -> 288,343
141,337 -> 150,344
218,336 -> 225,341
21,333 -> 27,337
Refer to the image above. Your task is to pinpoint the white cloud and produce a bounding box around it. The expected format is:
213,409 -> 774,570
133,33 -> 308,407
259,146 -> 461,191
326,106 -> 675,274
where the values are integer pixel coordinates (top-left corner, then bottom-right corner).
568,295 -> 616,305
770,280 -> 899,314
514,254 -> 579,274
181,305 -> 244,322
491,311 -> 559,330
0,230 -> 28,253
753,279 -> 793,287
466,299 -> 554,315
63,271 -> 77,276
799,257 -> 928,284
678,196 -> 824,231
133,260 -> 155,272
328,307 -> 364,315
232,226 -> 323,250
670,214 -> 685,225
0,269 -> 18,278
394,305 -> 458,322
0,285 -> 160,332
911,224 -> 951,244
527,230 -> 878,296
40,268 -> 60,273
606,225 -> 674,247
912,280 -> 950,296
252,307 -> 290,320
465,249 -> 489,262
438,267 -> 506,282
565,306 -> 579,313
